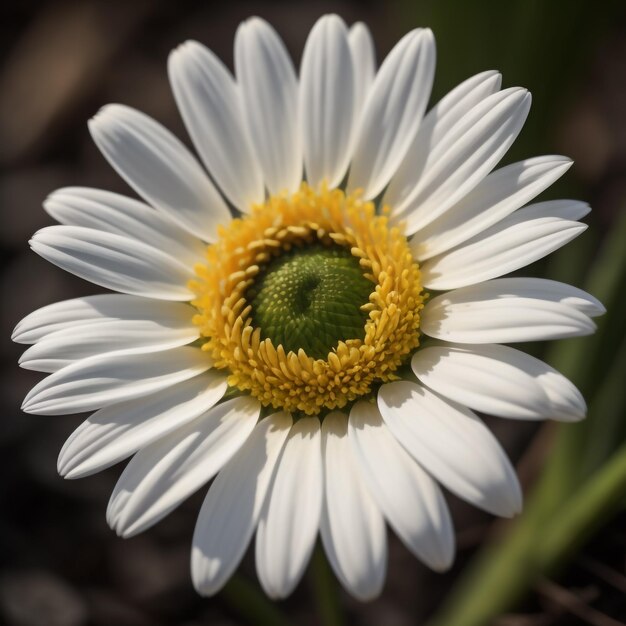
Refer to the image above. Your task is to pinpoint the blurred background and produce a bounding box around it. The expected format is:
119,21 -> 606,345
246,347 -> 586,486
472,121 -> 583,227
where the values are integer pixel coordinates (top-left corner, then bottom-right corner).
1,1 -> 625,625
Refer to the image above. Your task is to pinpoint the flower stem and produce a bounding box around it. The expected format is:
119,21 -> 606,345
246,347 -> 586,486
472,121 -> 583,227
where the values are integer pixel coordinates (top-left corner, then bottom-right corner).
310,545 -> 345,626
426,442 -> 626,626
221,574 -> 293,626
537,442 -> 626,569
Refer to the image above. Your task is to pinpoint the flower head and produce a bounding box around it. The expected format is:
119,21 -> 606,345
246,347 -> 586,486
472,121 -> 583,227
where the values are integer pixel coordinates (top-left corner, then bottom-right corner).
190,183 -> 424,415
14,14 -> 603,600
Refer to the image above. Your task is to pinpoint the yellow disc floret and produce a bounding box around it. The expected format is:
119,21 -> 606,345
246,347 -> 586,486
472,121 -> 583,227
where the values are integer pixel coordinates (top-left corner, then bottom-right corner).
189,183 -> 424,416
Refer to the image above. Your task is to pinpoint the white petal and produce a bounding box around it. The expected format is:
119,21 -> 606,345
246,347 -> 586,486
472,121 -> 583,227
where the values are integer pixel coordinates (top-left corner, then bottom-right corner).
107,396 -> 261,537
22,347 -> 211,416
411,156 -> 573,260
528,363 -> 587,421
510,198 -> 591,221
348,28 -> 436,199
30,225 -> 194,301
58,372 -> 227,479
421,283 -> 596,344
384,70 -> 502,212
348,22 -> 376,123
300,15 -> 355,189
412,344 -> 585,420
396,88 -> 532,235
168,41 -> 264,212
457,277 -> 604,317
378,382 -> 522,517
235,17 -> 301,195
421,207 -> 587,290
256,417 -> 323,599
19,306 -> 198,372
320,412 -> 387,600
89,104 -> 230,241
192,412 -> 292,596
12,295 -> 191,344
348,402 -> 454,571
44,187 -> 205,266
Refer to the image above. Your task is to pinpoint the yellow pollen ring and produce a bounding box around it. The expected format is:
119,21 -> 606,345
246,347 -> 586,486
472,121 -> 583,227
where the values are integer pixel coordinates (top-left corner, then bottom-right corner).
189,183 -> 424,416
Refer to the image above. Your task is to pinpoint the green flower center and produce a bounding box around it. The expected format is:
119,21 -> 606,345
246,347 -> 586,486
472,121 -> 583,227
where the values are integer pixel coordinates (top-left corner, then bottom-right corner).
246,243 -> 373,359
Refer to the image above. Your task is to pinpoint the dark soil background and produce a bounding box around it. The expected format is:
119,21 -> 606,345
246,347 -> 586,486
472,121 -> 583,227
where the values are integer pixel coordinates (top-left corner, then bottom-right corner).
1,1 -> 625,625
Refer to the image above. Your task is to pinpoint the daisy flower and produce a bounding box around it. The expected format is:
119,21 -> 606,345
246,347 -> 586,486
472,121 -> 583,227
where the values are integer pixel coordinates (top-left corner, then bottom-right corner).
14,15 -> 604,601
